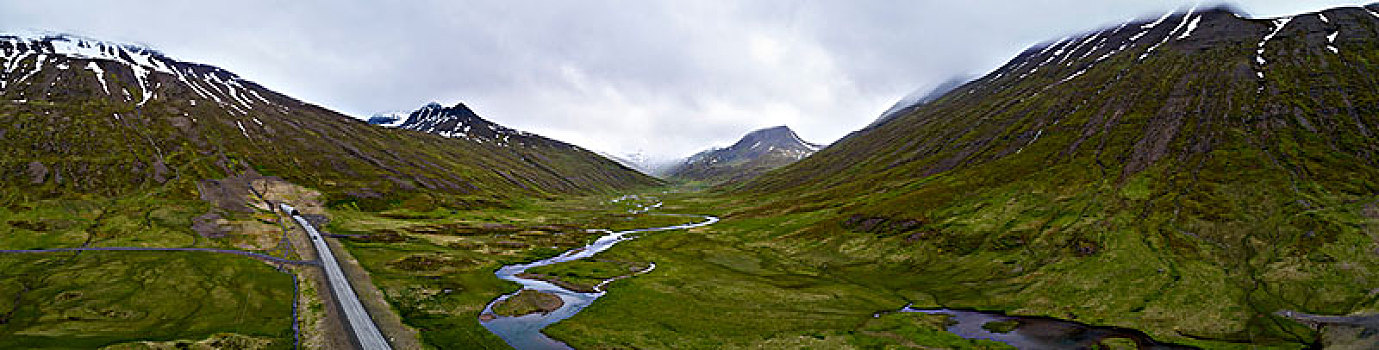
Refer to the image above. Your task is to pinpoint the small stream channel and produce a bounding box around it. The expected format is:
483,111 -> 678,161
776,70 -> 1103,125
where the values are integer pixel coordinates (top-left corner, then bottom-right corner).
478,209 -> 718,350
476,197 -> 1194,350
895,306 -> 1198,349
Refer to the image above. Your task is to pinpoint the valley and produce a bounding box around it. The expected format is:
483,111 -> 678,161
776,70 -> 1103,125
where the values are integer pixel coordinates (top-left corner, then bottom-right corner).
3,1 -> 1379,350
0,176 -> 1373,349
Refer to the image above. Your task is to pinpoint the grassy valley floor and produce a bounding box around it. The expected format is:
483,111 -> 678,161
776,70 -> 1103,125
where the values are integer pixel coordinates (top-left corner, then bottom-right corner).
2,184 -> 1363,349
536,190 -> 1349,349
0,251 -> 295,349
327,193 -> 703,348
331,189 -> 1081,349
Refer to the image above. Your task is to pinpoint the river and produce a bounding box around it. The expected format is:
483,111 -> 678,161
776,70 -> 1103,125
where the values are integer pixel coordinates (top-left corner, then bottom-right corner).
479,209 -> 718,350
897,306 -> 1197,349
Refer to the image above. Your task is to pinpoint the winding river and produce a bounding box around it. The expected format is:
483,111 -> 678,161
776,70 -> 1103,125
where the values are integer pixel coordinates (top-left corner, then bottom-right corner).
479,210 -> 718,350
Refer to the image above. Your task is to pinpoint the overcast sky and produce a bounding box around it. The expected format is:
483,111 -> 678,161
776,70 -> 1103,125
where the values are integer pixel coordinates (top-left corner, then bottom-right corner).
0,0 -> 1368,161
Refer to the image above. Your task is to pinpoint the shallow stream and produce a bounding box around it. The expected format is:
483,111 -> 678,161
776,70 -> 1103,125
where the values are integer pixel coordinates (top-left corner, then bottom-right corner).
479,212 -> 718,349
898,306 -> 1197,349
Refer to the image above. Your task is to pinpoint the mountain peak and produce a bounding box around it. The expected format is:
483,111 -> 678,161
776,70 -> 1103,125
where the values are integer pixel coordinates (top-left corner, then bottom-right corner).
2,31 -> 164,59
745,125 -> 793,137
1,30 -> 267,108
0,31 -> 658,207
666,125 -> 823,183
366,111 -> 409,127
1197,4 -> 1241,17
375,101 -> 582,150
732,125 -> 822,152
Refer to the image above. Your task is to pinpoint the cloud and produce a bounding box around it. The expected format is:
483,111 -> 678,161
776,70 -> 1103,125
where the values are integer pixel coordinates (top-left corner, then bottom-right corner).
0,0 -> 1365,160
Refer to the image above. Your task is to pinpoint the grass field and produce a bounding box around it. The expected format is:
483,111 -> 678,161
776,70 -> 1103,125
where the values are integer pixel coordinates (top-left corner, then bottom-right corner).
330,193 -> 700,349
536,189 -> 1342,349
0,251 -> 295,349
523,259 -> 653,293
0,180 -> 1364,349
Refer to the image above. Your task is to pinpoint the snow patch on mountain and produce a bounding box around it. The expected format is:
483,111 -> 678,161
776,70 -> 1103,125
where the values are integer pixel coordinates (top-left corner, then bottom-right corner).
1,31 -> 279,112
85,62 -> 109,95
369,102 -> 571,151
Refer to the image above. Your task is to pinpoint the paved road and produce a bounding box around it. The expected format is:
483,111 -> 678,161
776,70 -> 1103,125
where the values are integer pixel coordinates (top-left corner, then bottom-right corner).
0,247 -> 317,265
282,204 -> 392,350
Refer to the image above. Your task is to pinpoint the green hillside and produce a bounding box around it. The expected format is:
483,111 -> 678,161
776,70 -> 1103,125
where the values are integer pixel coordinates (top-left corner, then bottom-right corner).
717,5 -> 1379,347
0,34 -> 658,208
0,33 -> 657,349
533,6 -> 1379,349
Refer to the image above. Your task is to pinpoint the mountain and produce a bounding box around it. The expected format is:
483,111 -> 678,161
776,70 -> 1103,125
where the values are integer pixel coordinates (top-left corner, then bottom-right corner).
868,76 -> 971,129
667,125 -> 822,183
386,102 -> 557,148
594,151 -> 675,176
0,32 -> 658,207
366,111 -> 408,127
731,5 -> 1379,348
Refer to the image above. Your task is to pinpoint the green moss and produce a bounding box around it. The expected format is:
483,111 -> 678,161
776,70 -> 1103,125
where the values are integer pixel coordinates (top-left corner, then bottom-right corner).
492,290 -> 564,317
523,259 -> 652,293
981,320 -> 1020,334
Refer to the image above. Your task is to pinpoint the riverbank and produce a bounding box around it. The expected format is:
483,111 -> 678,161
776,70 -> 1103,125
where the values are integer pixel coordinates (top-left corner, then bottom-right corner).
516,259 -> 655,293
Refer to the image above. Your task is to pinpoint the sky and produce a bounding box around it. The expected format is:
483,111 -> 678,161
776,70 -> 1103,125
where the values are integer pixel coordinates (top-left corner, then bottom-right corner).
0,0 -> 1369,161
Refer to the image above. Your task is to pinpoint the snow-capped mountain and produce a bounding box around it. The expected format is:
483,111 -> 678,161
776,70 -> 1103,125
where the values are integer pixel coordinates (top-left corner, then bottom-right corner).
0,31 -> 658,198
366,111 -> 408,127
1,32 -> 281,113
666,126 -> 823,183
376,102 -> 577,149
734,5 -> 1379,348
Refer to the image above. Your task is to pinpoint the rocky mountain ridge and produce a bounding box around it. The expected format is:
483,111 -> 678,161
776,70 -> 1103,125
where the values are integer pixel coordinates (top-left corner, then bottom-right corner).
0,32 -> 658,205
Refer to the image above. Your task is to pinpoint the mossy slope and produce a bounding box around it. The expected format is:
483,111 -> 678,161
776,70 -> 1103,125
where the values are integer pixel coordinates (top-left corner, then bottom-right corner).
712,6 -> 1379,348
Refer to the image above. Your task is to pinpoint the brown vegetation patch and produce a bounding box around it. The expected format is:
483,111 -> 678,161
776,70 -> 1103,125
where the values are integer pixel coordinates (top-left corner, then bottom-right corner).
7,220 -> 48,232
841,214 -> 925,236
387,254 -> 475,273
491,241 -> 530,249
104,333 -> 275,350
351,229 -> 409,243
190,213 -> 230,238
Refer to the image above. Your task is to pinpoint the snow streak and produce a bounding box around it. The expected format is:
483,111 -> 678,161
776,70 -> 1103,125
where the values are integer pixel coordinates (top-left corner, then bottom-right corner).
86,62 -> 109,95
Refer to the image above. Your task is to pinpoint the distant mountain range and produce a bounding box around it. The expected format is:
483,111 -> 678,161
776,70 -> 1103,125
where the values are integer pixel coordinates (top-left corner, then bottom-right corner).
9,2 -> 1379,347
0,32 -> 657,205
666,125 -> 822,183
